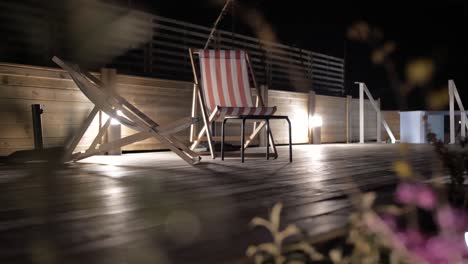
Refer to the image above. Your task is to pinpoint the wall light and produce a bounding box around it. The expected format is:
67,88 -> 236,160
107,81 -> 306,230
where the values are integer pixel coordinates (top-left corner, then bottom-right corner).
310,115 -> 323,128
111,110 -> 123,125
465,232 -> 468,248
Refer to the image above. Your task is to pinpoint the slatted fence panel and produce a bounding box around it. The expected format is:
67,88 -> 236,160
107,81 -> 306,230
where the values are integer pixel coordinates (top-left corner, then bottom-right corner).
268,90 -> 309,144
0,1 -> 344,95
0,63 -> 393,156
350,99 -> 378,142
0,63 -> 97,155
315,95 -> 347,143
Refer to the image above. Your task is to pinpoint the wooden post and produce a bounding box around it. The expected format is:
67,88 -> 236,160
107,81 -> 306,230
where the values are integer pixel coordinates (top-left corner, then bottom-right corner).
449,80 -> 455,144
102,68 -> 121,155
308,91 -> 316,144
346,95 -> 352,143
359,83 -> 364,143
377,98 -> 382,143
190,84 -> 199,142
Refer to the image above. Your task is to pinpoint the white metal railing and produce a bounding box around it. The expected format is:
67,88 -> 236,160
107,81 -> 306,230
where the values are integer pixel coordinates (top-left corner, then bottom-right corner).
356,82 -> 396,143
449,80 -> 468,143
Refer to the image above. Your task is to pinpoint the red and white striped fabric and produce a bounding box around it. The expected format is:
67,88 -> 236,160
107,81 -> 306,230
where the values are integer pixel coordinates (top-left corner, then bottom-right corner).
199,50 -> 276,121
210,106 -> 277,120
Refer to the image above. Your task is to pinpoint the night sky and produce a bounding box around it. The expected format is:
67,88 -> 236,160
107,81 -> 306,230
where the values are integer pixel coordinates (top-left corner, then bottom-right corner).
111,0 -> 466,110
22,0 -> 468,110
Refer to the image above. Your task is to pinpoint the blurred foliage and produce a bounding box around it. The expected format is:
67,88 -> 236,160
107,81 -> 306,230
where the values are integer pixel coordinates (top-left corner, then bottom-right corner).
246,203 -> 324,264
427,132 -> 468,205
247,161 -> 467,264
347,21 -> 445,111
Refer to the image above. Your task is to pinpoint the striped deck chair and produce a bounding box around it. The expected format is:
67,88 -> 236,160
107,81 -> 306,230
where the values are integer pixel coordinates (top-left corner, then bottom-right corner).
189,49 -> 278,159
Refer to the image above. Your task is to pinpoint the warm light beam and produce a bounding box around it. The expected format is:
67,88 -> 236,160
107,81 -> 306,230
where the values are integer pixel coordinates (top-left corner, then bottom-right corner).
111,110 -> 123,125
310,115 -> 323,128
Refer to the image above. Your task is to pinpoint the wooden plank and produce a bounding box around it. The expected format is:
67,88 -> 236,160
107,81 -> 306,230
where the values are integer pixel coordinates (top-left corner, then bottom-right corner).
0,74 -> 78,90
0,144 -> 437,264
0,85 -> 90,102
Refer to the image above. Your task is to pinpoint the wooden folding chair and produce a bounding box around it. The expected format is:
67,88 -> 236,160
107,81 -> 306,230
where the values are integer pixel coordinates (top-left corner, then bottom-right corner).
189,49 -> 278,159
53,56 -> 201,165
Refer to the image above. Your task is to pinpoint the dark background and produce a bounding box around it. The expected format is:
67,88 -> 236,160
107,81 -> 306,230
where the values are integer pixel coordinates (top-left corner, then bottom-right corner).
110,0 -> 468,110
4,0 -> 468,110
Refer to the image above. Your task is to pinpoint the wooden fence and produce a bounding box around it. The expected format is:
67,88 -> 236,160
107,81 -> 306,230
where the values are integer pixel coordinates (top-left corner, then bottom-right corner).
0,1 -> 345,95
0,63 -> 397,156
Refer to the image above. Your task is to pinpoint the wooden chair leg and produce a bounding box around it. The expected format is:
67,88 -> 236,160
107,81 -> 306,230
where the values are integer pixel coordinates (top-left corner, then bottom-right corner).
65,106 -> 99,161
268,127 -> 278,159
244,121 -> 264,149
190,90 -> 215,159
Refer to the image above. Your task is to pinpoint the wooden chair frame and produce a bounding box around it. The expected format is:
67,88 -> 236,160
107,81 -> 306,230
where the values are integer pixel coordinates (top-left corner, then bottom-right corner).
53,56 -> 201,165
188,49 -> 278,159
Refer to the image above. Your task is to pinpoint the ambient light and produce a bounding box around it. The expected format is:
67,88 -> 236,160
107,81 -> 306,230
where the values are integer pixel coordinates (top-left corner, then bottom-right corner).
111,110 -> 123,125
465,232 -> 468,248
310,115 -> 323,128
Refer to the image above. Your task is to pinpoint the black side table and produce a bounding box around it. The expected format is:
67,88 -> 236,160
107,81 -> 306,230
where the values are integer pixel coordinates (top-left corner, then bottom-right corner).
221,115 -> 292,163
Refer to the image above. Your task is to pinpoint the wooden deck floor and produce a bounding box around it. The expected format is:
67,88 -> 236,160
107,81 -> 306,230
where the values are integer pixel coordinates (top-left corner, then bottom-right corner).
0,144 -> 438,264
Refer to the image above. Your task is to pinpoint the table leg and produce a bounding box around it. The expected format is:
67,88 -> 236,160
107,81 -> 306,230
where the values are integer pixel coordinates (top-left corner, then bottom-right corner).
286,117 -> 292,162
266,118 -> 270,160
222,119 -> 228,160
241,118 -> 246,163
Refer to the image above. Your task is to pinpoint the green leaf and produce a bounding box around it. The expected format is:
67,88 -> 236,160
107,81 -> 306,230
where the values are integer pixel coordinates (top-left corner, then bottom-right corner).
329,249 -> 343,264
246,245 -> 258,257
251,217 -> 273,233
361,192 -> 376,210
379,205 -> 402,215
277,224 -> 300,242
257,242 -> 280,257
284,241 -> 324,261
270,203 -> 283,232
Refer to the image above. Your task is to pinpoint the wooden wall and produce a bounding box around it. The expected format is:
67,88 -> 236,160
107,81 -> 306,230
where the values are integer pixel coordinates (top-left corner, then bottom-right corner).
0,63 -> 95,156
116,75 -> 194,151
315,95 -> 348,143
349,98 -> 378,143
0,63 -> 400,156
268,90 -> 309,144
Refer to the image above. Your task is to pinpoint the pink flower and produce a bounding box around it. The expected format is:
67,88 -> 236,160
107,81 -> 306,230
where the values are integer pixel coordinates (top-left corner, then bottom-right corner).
398,229 -> 426,248
395,183 -> 437,210
415,184 -> 437,210
380,214 -> 397,230
395,182 -> 415,204
398,233 -> 468,263
425,236 -> 466,262
436,206 -> 468,231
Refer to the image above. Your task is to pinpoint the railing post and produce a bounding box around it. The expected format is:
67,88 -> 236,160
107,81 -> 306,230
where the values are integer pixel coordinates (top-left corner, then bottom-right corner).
308,91 -> 316,144
346,95 -> 352,143
359,83 -> 364,143
449,80 -> 455,144
462,111 -> 466,139
377,98 -> 381,143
